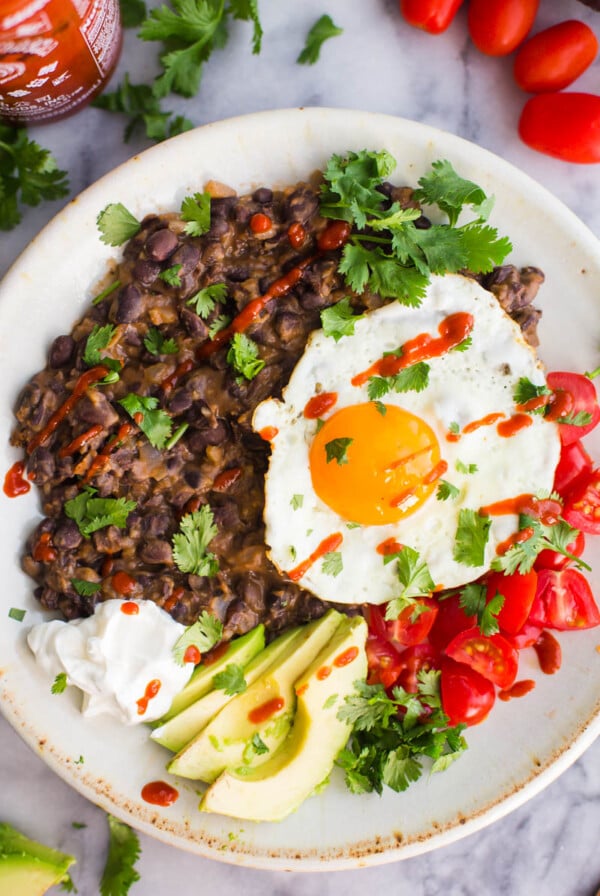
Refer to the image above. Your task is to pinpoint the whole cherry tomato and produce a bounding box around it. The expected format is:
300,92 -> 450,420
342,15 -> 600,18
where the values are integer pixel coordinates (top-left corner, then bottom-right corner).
519,93 -> 600,163
468,0 -> 540,56
440,658 -> 496,726
514,20 -> 598,93
400,0 -> 464,35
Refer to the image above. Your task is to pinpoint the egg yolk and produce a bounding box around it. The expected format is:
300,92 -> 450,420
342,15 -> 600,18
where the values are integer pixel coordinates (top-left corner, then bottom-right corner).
309,402 -> 443,526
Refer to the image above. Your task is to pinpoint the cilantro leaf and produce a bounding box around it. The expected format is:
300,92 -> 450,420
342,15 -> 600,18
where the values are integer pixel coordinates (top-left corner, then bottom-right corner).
144,326 -> 178,356
322,551 -> 343,577
457,223 -> 513,274
250,732 -> 269,755
119,0 -> 147,27
320,297 -> 364,341
172,610 -> 223,665
227,333 -> 264,381
172,506 -> 219,576
412,159 -> 488,227
8,607 -> 26,622
51,672 -> 68,694
181,191 -> 211,236
93,75 -> 193,143
325,437 -> 353,465
320,149 -> 396,226
64,486 -> 136,538
513,376 -> 550,408
297,14 -> 343,65
96,202 -> 141,246
290,494 -> 304,510
455,459 -> 478,475
187,282 -> 228,318
158,263 -> 183,287
71,578 -> 101,597
119,393 -> 173,449
385,546 -> 435,620
458,582 -> 504,636
436,480 -> 460,501
560,411 -> 593,427
492,515 -> 589,575
100,815 -> 141,896
213,663 -> 247,695
0,124 -> 69,231
83,324 -> 120,369
208,314 -> 231,339
453,509 -> 491,567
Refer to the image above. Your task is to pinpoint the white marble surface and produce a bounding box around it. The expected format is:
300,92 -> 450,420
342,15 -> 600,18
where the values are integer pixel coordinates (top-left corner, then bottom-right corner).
2,1 -> 600,893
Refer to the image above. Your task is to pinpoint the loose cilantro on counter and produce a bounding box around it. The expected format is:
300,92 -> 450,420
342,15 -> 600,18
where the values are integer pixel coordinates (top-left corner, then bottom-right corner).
64,486 -> 136,537
227,333 -> 265,381
100,814 -> 141,896
336,673 -> 467,794
97,203 -> 141,246
320,150 -> 512,307
119,393 -> 173,449
173,610 -> 223,665
93,75 -> 193,143
297,14 -> 343,65
172,505 -> 219,577
320,296 -> 364,341
0,124 -> 69,231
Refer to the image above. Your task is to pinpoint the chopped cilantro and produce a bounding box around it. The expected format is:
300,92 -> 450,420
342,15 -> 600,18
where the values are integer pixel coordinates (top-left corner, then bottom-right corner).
213,663 -> 247,696
52,673 -> 68,694
119,393 -> 173,449
64,486 -> 136,538
453,509 -> 491,567
8,607 -> 26,622
513,376 -> 550,409
325,437 -> 353,465
491,515 -> 589,575
320,296 -> 364,341
72,821 -> 87,829
250,733 -> 269,755
297,14 -> 343,64
83,324 -> 120,370
452,335 -> 472,352
144,327 -> 178,356
187,282 -> 228,318
455,459 -> 478,475
96,202 -> 141,246
181,191 -> 211,236
373,400 -> 387,416
100,814 -> 141,896
458,582 -> 504,636
172,611 -> 223,666
208,314 -> 231,339
385,546 -> 435,620
367,362 -> 430,400
323,694 -> 338,710
290,494 -> 304,510
322,551 -> 343,577
412,159 -> 489,227
71,578 -> 101,597
172,506 -> 219,577
92,74 -> 193,143
92,280 -> 121,306
560,411 -> 593,427
158,263 -> 183,287
164,422 -> 189,450
448,421 -> 460,435
436,480 -> 460,501
119,0 -> 147,28
226,333 -> 264,381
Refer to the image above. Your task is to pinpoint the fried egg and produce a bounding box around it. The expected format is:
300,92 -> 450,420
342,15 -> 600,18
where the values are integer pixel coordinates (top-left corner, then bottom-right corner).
253,274 -> 561,606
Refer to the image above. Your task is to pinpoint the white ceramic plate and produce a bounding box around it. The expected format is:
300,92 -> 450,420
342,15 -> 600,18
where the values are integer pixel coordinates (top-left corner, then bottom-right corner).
1,108 -> 599,871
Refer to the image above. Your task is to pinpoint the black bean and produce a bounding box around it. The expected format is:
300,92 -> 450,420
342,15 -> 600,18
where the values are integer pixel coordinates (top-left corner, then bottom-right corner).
233,204 -> 251,225
115,284 -> 143,323
183,468 -> 201,488
49,335 -> 75,368
227,265 -> 250,282
141,513 -> 171,537
206,218 -> 229,239
213,500 -> 241,531
239,572 -> 265,613
27,446 -> 55,483
252,187 -> 273,204
53,519 -> 83,551
171,243 -> 200,274
283,187 -> 319,223
188,419 -> 228,450
414,215 -> 432,230
274,310 -> 301,343
180,306 -> 209,339
211,196 -> 236,217
168,388 -> 193,415
133,258 -> 161,286
78,392 -> 119,428
145,228 -> 178,262
299,289 -> 330,311
141,540 -> 173,565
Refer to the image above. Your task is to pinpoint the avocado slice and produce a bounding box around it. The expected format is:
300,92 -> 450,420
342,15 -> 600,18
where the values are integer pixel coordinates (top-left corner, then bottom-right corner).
200,614 -> 367,822
157,624 -> 265,724
168,609 -> 343,783
151,625 -> 301,752
0,822 -> 76,895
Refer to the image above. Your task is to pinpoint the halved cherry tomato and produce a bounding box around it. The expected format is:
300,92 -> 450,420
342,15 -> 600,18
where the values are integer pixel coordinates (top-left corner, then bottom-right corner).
546,372 -> 600,445
400,0 -> 464,34
468,0 -> 539,56
553,439 -> 593,496
365,636 -> 403,689
367,601 -> 438,649
485,570 -> 538,635
445,627 -> 519,689
563,467 -> 600,535
514,20 -> 598,93
535,529 -> 586,572
504,621 -> 542,650
529,568 -> 600,630
395,643 -> 439,693
519,93 -> 600,164
440,658 -> 496,726
428,593 -> 475,653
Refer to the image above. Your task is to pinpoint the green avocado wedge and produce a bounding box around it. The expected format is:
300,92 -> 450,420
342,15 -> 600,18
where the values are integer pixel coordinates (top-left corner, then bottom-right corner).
0,822 -> 76,895
200,615 -> 367,822
151,625 -> 302,753
157,624 -> 265,724
167,609 -> 343,783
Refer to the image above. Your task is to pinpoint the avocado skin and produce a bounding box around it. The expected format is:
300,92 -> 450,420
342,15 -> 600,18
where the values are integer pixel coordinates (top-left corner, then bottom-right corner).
199,615 -> 368,822
0,823 -> 75,895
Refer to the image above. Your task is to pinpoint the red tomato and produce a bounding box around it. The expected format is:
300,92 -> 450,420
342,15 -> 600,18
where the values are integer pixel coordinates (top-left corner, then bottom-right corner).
485,570 -> 538,635
535,529 -> 586,572
445,627 -> 519,689
505,621 -> 542,650
428,593 -> 475,653
529,568 -> 600,630
514,20 -> 598,93
400,0 -> 464,34
468,0 -> 539,56
553,439 -> 593,496
440,658 -> 496,726
365,636 -> 403,689
519,93 -> 600,163
395,643 -> 439,693
546,372 -> 600,445
563,467 -> 600,535
367,601 -> 438,649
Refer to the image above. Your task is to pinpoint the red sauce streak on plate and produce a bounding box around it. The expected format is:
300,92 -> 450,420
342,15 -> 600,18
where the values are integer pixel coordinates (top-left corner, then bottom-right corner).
517,395 -> 549,413
250,213 -> 272,234
58,424 -> 103,459
33,532 -> 57,563
497,414 -> 533,438
136,679 -> 161,716
498,679 -> 535,701
120,599 -> 139,614
351,313 -> 474,387
248,696 -> 284,724
141,781 -> 179,806
3,460 -> 31,497
212,466 -> 242,491
27,366 -> 109,454
288,222 -> 306,249
334,646 -> 359,667
316,665 -> 332,680
288,532 -> 343,582
462,412 -> 505,434
534,630 -> 562,674
304,392 -> 338,419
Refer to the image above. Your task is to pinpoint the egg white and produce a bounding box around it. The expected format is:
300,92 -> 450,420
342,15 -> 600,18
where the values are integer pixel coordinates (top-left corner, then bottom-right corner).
253,274 -> 561,606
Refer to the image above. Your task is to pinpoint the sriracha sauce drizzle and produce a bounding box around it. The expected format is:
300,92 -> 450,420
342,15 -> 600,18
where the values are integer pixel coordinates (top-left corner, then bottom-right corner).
141,781 -> 179,806
3,460 -> 31,497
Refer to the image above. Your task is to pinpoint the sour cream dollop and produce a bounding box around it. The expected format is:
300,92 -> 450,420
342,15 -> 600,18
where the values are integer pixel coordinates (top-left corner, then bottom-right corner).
27,599 -> 194,725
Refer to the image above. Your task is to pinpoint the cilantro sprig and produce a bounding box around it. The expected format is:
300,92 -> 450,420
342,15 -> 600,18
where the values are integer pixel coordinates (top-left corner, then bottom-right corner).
384,546 -> 435,621
454,582 -> 504,636
64,486 -> 136,538
453,508 -> 491,568
83,325 -> 121,370
320,297 -> 364,341
297,14 -> 343,65
367,361 -> 430,400
226,333 -> 265,381
172,505 -> 219,576
213,663 -> 247,695
491,515 -> 590,575
172,610 -> 223,665
144,326 -> 178,356
92,74 -> 193,143
181,191 -> 211,236
320,151 -> 512,307
100,814 -> 141,896
119,393 -> 173,449
325,437 -> 353,465
187,282 -> 228,318
0,124 -> 69,231
97,203 -> 141,246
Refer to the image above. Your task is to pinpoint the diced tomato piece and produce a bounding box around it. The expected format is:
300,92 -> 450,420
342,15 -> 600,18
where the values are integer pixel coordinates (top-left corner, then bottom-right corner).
395,643 -> 439,693
367,600 -> 438,649
445,627 -> 519,689
553,439 -> 592,497
529,568 -> 600,630
440,658 -> 496,727
534,529 -> 586,572
428,593 -> 475,653
563,467 -> 600,535
365,635 -> 403,689
546,371 -> 600,446
504,622 -> 543,650
485,570 -> 538,635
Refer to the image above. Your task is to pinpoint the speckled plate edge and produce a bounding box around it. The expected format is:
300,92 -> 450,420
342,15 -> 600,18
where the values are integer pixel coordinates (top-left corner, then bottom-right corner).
1,107 -> 599,871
